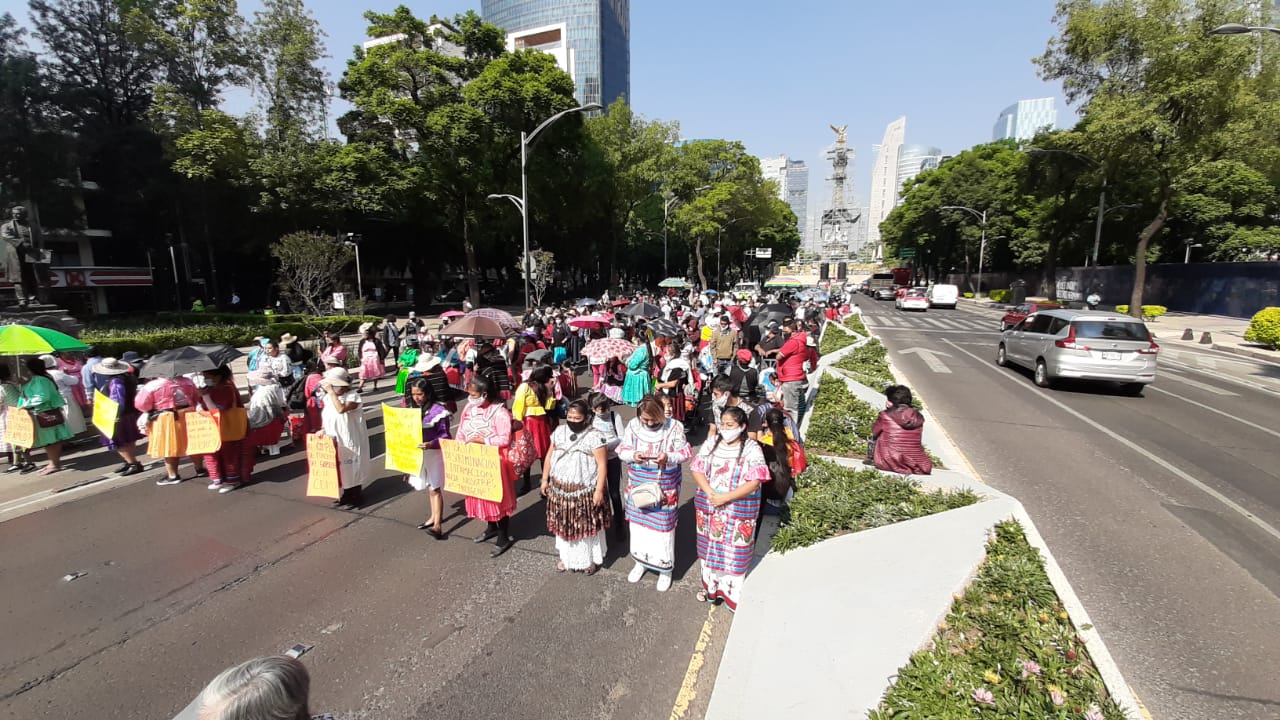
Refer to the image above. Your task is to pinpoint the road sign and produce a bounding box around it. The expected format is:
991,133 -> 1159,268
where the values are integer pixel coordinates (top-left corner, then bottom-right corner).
755,247 -> 773,259
899,248 -> 917,258
332,292 -> 347,310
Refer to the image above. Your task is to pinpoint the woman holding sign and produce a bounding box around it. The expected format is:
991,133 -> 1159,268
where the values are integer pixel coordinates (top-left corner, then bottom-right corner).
405,377 -> 450,540
456,374 -> 517,558
542,400 -> 611,574
317,368 -> 370,507
617,395 -> 693,592
91,358 -> 143,476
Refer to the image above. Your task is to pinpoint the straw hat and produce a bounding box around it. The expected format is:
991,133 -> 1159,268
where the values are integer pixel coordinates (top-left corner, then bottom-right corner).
94,357 -> 131,375
38,354 -> 56,369
608,328 -> 625,340
280,333 -> 298,345
358,322 -> 374,335
321,367 -> 351,388
413,355 -> 441,373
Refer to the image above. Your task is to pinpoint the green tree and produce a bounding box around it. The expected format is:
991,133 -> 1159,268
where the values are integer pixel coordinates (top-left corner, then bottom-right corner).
0,12 -> 65,212
270,230 -> 353,315
1037,0 -> 1278,316
248,0 -> 328,143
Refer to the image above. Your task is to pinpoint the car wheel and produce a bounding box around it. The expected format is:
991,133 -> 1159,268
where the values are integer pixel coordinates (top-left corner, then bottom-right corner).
996,344 -> 1008,367
1121,382 -> 1145,397
1034,360 -> 1054,388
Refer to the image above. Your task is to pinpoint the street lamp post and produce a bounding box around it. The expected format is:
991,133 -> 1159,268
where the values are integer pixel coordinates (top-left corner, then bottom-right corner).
662,185 -> 711,277
489,103 -> 602,310
1208,23 -> 1280,36
940,206 -> 989,297
344,233 -> 363,301
1184,240 -> 1204,263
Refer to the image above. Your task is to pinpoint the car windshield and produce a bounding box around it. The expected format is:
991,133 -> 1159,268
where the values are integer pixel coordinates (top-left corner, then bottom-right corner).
1072,320 -> 1150,341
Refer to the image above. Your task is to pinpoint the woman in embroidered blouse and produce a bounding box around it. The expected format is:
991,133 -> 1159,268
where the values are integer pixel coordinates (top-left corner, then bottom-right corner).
691,405 -> 771,612
542,399 -> 610,574
455,374 -> 517,558
616,395 -> 693,592
405,377 -> 451,540
511,364 -> 556,494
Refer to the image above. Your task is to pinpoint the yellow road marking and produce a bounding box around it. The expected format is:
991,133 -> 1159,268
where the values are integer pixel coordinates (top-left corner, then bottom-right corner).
1132,688 -> 1155,720
669,605 -> 717,719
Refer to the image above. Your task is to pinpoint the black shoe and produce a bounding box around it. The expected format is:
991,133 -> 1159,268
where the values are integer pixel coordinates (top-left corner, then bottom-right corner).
490,537 -> 514,558
194,467 -> 209,478
474,526 -> 499,543
425,528 -> 446,540
115,462 -> 132,474
120,463 -> 142,477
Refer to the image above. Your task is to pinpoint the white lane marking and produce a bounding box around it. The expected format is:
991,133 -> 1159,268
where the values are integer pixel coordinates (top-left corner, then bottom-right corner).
1160,359 -> 1280,396
1158,368 -> 1239,396
899,347 -> 953,374
874,327 -> 999,335
1147,386 -> 1280,443
942,339 -> 1280,545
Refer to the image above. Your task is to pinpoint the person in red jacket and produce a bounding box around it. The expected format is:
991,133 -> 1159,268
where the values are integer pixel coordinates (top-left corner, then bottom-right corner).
774,318 -> 818,424
871,385 -> 933,475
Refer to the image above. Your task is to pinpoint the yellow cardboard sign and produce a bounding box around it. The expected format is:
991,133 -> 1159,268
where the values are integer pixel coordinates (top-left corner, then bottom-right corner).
4,409 -> 34,448
440,438 -> 504,502
184,411 -> 223,455
382,404 -> 425,476
306,433 -> 342,499
92,390 -> 120,437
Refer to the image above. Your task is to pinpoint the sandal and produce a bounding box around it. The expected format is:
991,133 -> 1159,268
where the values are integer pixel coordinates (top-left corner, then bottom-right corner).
37,465 -> 61,476
556,561 -> 567,573
695,589 -> 710,603
584,564 -> 599,576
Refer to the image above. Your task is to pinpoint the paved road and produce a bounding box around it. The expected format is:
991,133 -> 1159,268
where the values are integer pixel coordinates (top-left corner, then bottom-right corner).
854,298 -> 1280,720
0,388 -> 732,720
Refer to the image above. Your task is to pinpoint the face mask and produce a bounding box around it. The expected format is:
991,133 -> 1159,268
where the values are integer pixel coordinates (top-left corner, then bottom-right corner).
467,395 -> 485,407
643,419 -> 665,431
712,395 -> 728,411
567,419 -> 590,434
719,427 -> 743,443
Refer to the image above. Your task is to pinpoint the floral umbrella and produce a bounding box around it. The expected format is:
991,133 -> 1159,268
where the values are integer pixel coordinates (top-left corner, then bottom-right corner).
464,308 -> 521,333
582,337 -> 635,361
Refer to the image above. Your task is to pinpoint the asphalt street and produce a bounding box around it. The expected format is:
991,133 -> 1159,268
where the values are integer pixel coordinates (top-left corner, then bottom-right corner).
0,386 -> 732,720
855,298 -> 1280,720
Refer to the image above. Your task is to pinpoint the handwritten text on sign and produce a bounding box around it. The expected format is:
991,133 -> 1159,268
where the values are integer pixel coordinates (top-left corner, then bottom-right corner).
184,411 -> 223,455
92,390 -> 120,437
306,433 -> 342,499
4,410 -> 34,448
439,439 -> 504,502
382,404 -> 424,476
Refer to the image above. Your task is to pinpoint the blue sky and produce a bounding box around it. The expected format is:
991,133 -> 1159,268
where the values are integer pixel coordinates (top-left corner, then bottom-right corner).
1,0 -> 1068,211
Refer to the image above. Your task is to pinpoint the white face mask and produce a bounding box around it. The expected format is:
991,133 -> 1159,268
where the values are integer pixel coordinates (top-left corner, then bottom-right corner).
467,395 -> 485,407
719,427 -> 743,443
712,394 -> 728,411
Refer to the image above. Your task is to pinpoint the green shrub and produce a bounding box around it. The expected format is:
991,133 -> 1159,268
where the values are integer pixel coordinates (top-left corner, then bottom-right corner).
843,313 -> 869,336
962,292 -> 975,298
82,315 -> 381,356
987,289 -> 1011,303
1244,307 -> 1280,349
1114,304 -> 1129,315
804,376 -> 880,458
834,339 -> 894,389
870,521 -> 1126,720
1142,305 -> 1167,320
772,458 -> 978,552
819,323 -> 857,355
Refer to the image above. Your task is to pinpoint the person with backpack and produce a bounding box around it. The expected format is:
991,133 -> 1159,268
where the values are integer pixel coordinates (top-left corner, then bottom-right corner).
725,349 -> 760,401
758,407 -> 806,519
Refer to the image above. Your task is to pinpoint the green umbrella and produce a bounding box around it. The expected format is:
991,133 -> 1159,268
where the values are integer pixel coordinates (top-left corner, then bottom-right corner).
0,324 -> 91,355
658,277 -> 690,289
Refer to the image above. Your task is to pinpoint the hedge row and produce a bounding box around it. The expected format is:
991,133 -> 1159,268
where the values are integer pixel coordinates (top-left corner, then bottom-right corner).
1113,304 -> 1167,319
843,313 -> 869,336
818,323 -> 858,355
804,375 -> 880,458
833,339 -> 894,389
1244,306 -> 1280,349
82,316 -> 381,357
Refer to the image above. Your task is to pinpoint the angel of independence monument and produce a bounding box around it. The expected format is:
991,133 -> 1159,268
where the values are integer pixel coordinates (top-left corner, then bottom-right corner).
819,125 -> 859,264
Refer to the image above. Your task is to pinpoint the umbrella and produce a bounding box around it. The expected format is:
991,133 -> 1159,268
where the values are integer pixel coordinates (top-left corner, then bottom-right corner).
702,289 -> 719,296
0,324 -> 90,355
464,308 -> 521,333
658,277 -> 690,289
610,299 -> 631,307
748,303 -> 795,327
582,337 -> 635,361
620,302 -> 661,319
575,298 -> 598,308
440,315 -> 511,339
440,310 -> 465,319
568,314 -> 611,330
764,276 -> 804,288
524,349 -> 551,364
645,318 -> 681,337
140,345 -> 241,378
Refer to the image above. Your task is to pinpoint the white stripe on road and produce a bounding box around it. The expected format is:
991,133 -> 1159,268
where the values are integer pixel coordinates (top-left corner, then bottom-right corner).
941,339 -> 1280,546
1146,386 -> 1280,443
1158,368 -> 1239,396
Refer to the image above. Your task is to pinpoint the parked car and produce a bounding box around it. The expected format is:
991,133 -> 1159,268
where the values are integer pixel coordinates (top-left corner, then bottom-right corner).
896,288 -> 930,311
873,287 -> 897,301
1000,301 -> 1064,331
996,309 -> 1159,394
926,283 -> 959,309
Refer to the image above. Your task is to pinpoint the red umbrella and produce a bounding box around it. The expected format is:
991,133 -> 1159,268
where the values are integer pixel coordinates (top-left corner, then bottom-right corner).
568,314 -> 612,330
611,299 -> 631,308
582,337 -> 636,361
440,310 -> 465,319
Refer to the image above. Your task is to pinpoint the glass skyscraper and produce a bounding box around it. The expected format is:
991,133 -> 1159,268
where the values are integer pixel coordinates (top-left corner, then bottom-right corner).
481,0 -> 631,109
992,98 -> 1058,142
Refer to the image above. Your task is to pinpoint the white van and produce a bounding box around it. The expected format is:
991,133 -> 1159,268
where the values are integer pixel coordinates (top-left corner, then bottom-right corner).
927,284 -> 959,309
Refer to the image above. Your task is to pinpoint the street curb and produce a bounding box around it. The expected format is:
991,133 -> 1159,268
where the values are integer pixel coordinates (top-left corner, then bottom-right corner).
1210,342 -> 1279,364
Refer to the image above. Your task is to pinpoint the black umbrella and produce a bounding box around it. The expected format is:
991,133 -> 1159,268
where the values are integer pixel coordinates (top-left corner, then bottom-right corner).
524,349 -> 551,364
645,317 -> 681,338
140,344 -> 244,378
620,302 -> 662,319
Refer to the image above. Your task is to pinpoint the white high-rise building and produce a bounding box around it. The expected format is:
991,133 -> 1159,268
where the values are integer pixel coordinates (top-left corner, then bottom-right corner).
867,116 -> 906,254
761,155 -> 809,251
992,97 -> 1058,142
896,144 -> 943,203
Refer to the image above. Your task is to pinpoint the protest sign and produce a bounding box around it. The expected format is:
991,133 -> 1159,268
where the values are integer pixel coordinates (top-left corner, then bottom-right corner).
184,411 -> 223,455
306,433 -> 342,499
4,410 -> 34,448
92,390 -> 120,436
382,404 -> 424,475
440,439 -> 504,502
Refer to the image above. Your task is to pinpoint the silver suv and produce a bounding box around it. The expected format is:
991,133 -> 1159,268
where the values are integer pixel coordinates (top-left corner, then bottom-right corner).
996,309 -> 1159,394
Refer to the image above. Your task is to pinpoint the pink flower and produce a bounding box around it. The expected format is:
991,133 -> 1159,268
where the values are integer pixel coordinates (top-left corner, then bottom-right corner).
1050,689 -> 1066,706
1020,659 -> 1042,678
972,688 -> 995,705
1084,704 -> 1105,720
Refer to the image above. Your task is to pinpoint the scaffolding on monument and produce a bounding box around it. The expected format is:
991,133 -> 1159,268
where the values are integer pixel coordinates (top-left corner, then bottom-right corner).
820,124 -> 859,263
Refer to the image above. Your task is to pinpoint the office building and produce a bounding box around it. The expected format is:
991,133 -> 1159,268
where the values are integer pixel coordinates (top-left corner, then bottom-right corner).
761,155 -> 809,249
866,116 -> 906,253
896,144 -> 943,202
992,97 -> 1058,142
481,0 -> 630,109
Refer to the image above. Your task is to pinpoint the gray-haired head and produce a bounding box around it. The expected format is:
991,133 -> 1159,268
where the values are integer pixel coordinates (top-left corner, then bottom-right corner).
197,656 -> 311,720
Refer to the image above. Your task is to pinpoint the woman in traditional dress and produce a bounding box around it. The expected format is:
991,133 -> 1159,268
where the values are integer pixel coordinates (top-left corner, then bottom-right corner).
18,356 -> 75,475
241,369 -> 287,485
318,331 -> 348,368
542,399 -> 611,574
301,360 -> 324,434
455,374 -> 517,558
404,377 -> 450,540
356,324 -> 386,392
136,370 -> 198,485
617,395 -> 693,592
316,367 -> 371,508
589,391 -> 627,544
620,333 -> 653,407
91,357 -> 143,476
197,365 -> 244,492
0,364 -> 30,473
692,405 -> 771,611
55,352 -> 88,408
511,364 -> 555,495
42,355 -> 86,435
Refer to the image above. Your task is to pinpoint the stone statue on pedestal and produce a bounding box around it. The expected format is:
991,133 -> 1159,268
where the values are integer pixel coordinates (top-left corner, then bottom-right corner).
0,205 -> 45,306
